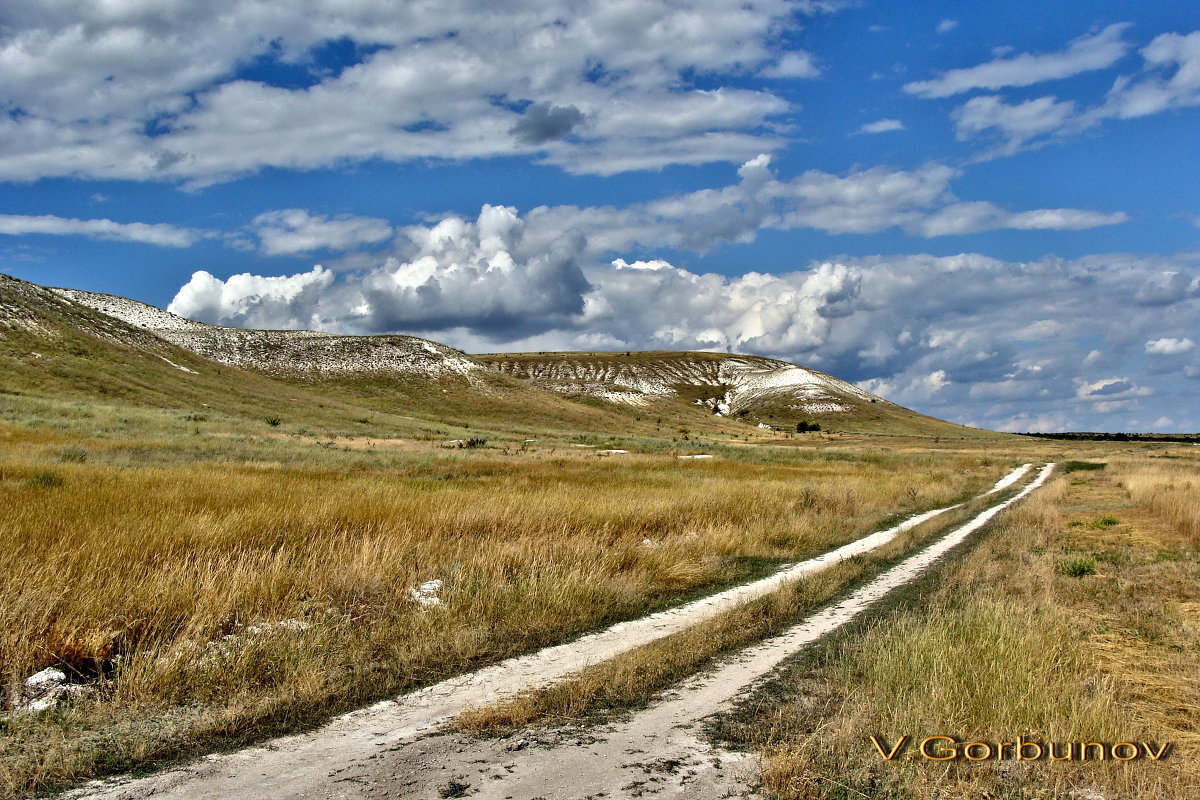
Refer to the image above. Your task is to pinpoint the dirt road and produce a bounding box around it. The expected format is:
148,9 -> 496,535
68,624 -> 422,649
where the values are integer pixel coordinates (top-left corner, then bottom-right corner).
70,464 -> 1050,800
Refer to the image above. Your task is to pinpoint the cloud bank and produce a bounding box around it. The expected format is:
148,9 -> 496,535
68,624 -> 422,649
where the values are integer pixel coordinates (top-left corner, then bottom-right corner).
0,0 -> 838,183
168,203 -> 1200,433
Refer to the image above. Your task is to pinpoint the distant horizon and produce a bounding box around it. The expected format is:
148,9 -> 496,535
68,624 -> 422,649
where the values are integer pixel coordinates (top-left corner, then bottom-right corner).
2,1 -> 1198,432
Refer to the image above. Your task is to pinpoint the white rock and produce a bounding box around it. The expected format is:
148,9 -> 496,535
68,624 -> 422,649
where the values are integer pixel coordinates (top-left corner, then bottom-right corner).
277,618 -> 312,632
24,667 -> 66,695
412,579 -> 444,608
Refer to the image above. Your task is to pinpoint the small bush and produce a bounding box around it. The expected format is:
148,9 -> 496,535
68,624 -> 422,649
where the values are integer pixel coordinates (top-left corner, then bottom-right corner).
1090,515 -> 1120,529
180,412 -> 208,422
1063,461 -> 1106,472
796,421 -> 821,433
265,417 -> 282,427
439,779 -> 471,798
26,470 -> 65,488
1059,554 -> 1098,577
57,444 -> 88,463
464,437 -> 488,448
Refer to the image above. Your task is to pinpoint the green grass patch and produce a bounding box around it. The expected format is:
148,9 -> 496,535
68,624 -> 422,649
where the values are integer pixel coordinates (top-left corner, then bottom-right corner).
1058,554 -> 1098,577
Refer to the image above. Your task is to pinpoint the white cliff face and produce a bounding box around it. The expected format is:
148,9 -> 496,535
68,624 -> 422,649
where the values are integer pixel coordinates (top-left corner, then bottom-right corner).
53,288 -> 483,378
486,353 -> 890,414
40,282 -> 881,411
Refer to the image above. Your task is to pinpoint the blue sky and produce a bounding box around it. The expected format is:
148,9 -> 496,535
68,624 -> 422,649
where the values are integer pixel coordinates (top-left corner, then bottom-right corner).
2,0 -> 1198,432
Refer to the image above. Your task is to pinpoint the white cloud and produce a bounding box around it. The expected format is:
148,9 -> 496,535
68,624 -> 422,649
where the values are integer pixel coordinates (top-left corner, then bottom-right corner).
904,23 -> 1131,98
936,19 -> 958,35
1006,207 -> 1130,230
168,266 -> 336,331
521,156 -> 1126,253
931,27 -> 1200,157
0,213 -> 204,247
951,94 -> 1081,154
1074,377 -> 1152,400
1145,337 -> 1195,355
0,0 -> 842,183
856,118 -> 905,134
1103,30 -> 1200,118
250,210 -> 393,256
761,51 -> 821,79
173,205 -> 590,338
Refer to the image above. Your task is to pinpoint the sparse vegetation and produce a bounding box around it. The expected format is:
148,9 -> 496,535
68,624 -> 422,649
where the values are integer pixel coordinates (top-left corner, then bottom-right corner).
23,470 -> 64,488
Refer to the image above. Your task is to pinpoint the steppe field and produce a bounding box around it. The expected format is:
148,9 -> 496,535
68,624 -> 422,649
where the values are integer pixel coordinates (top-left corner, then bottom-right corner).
2,389 -> 1197,799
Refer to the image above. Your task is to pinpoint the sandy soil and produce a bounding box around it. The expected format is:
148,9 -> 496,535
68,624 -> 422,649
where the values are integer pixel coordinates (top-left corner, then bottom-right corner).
68,464 -> 1048,800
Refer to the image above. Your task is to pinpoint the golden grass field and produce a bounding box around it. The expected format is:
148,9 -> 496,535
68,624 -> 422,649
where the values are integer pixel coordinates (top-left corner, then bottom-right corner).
0,395 -> 1030,798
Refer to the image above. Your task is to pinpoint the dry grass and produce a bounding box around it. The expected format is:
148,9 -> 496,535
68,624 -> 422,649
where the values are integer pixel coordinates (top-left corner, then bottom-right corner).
0,423 -> 1001,797
1117,457 -> 1200,543
454,481 -> 1034,735
734,451 -> 1200,800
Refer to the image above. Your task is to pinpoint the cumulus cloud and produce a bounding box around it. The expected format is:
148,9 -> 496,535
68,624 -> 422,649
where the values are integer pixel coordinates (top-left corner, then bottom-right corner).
904,23 -> 1131,98
1104,31 -> 1200,118
760,51 -> 821,78
951,94 -> 1081,154
912,202 -> 1127,237
1146,337 -> 1195,355
936,20 -> 958,35
0,213 -> 205,247
166,203 -> 1200,431
856,118 -> 905,134
172,205 -> 591,339
0,0 -> 842,183
1135,271 -> 1193,305
168,266 -> 336,330
249,209 -> 393,256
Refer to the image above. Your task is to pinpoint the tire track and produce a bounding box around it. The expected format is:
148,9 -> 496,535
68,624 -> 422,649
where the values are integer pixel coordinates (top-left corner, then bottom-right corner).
71,464 -> 1038,800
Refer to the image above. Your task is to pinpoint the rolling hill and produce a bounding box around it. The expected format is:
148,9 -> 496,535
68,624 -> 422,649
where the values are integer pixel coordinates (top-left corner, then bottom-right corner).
2,273 -> 992,439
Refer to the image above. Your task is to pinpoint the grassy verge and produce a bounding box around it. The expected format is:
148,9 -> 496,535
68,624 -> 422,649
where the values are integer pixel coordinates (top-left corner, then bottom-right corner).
717,451 -> 1199,800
